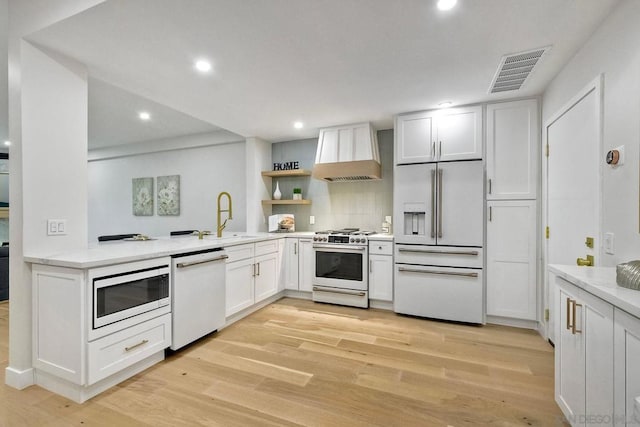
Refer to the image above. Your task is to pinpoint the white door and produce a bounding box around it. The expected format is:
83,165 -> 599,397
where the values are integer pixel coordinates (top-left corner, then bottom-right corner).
546,79 -> 601,341
225,258 -> 254,316
395,111 -> 436,164
284,238 -> 299,290
298,238 -> 314,292
436,105 -> 483,162
393,163 -> 437,245
254,252 -> 278,302
437,160 -> 484,247
369,254 -> 393,301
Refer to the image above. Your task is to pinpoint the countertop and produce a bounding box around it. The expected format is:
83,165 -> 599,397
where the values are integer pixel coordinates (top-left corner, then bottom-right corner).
549,264 -> 640,319
25,232 -> 393,269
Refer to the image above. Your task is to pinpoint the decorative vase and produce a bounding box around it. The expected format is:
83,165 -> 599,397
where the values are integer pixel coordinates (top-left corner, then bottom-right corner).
273,181 -> 282,200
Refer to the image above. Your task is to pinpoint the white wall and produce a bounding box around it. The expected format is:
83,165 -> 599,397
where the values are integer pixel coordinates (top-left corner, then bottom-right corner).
245,137 -> 272,234
542,0 -> 640,266
7,0 -> 105,389
0,0 -> 8,145
88,141 -> 247,241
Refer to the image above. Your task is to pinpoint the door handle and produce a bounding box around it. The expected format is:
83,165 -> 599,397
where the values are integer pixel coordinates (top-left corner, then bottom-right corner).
572,301 -> 582,334
566,297 -> 572,331
437,168 -> 443,238
398,267 -> 478,278
430,169 -> 436,239
294,242 -> 297,255
176,255 -> 228,268
576,255 -> 594,267
488,178 -> 492,195
397,248 -> 479,256
431,141 -> 436,159
370,259 -> 373,273
489,206 -> 492,222
438,140 -> 442,159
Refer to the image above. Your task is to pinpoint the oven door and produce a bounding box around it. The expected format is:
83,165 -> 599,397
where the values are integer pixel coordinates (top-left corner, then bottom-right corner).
93,266 -> 170,328
313,244 -> 368,291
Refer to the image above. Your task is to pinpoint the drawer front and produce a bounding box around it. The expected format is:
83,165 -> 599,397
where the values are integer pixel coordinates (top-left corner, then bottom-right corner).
225,243 -> 255,263
369,241 -> 393,256
255,239 -> 279,257
87,314 -> 171,385
395,244 -> 483,268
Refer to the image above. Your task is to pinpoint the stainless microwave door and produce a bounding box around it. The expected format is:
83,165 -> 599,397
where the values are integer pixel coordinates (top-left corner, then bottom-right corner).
436,160 -> 484,247
393,163 -> 436,245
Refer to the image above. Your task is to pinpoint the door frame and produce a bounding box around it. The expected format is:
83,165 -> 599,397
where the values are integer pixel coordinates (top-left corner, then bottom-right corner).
541,75 -> 604,340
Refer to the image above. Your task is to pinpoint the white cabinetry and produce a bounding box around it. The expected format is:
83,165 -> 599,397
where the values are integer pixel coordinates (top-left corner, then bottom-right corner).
283,237 -> 313,292
614,308 -> 640,426
486,200 -> 537,321
555,276 -> 614,426
369,240 -> 393,302
485,98 -> 539,326
31,258 -> 172,403
395,105 -> 482,164
486,99 -> 539,200
316,122 -> 379,163
225,240 -> 280,317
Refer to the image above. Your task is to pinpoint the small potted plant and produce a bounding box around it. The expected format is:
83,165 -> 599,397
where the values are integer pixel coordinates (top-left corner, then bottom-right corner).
293,188 -> 302,200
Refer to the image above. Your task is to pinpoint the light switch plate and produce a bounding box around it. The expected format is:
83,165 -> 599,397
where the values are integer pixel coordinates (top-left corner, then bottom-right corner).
47,219 -> 67,236
309,216 -> 315,225
604,232 -> 614,255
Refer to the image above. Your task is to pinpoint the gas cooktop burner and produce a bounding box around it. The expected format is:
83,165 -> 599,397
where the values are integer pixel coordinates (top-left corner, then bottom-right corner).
313,229 -> 376,244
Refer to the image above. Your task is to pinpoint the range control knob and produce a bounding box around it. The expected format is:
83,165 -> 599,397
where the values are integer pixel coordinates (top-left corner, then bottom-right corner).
323,237 -> 328,242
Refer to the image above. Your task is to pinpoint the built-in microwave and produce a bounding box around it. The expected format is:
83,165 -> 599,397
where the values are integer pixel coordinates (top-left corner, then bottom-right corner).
93,265 -> 170,329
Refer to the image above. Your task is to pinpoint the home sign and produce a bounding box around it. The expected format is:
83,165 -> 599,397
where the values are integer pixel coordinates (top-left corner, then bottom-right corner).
273,161 -> 300,171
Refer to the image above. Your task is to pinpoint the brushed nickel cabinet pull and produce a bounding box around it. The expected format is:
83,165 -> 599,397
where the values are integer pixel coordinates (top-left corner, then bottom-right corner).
397,248 -> 479,256
125,339 -> 149,352
370,260 -> 373,273
437,168 -> 443,238
488,178 -> 492,194
294,242 -> 297,255
489,206 -> 492,222
431,169 -> 436,238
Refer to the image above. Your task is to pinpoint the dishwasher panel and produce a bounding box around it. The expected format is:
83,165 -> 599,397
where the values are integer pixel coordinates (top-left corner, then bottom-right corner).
171,249 -> 227,350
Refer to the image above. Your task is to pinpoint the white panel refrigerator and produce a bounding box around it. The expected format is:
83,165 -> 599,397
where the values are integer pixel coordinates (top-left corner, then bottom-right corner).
393,160 -> 485,323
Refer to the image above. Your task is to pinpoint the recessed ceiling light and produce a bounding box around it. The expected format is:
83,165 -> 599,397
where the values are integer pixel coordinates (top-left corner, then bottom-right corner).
3,140 -> 10,146
437,0 -> 457,11
438,101 -> 453,108
293,121 -> 304,129
194,59 -> 212,73
138,112 -> 151,121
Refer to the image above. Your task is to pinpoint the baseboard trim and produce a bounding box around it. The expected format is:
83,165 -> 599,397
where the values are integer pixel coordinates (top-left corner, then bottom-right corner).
369,300 -> 393,311
283,289 -> 312,300
486,315 -> 538,330
5,366 -> 35,389
223,292 -> 286,328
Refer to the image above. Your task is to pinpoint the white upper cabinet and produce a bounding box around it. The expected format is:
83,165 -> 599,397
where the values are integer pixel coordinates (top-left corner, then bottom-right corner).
395,106 -> 482,165
486,99 -> 539,200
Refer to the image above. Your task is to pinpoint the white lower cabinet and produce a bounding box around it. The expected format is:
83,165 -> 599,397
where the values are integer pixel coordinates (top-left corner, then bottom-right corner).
369,240 -> 393,302
282,237 -> 313,292
486,200 -> 537,321
555,276 -> 614,426
614,308 -> 640,426
225,240 -> 280,317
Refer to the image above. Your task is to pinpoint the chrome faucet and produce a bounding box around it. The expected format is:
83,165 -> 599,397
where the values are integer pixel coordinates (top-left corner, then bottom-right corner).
217,191 -> 233,238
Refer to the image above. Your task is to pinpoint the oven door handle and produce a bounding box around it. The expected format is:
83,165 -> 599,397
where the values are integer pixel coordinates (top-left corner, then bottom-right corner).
312,244 -> 367,251
313,286 -> 366,297
176,255 -> 229,268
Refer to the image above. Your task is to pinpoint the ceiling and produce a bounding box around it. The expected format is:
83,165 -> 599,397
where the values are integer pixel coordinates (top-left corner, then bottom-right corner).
28,0 -> 619,143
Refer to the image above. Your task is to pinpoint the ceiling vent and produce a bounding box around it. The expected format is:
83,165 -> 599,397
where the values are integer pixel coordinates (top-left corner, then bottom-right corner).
489,46 -> 550,94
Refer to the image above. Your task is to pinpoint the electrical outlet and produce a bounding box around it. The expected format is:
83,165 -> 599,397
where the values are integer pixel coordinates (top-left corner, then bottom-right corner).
385,215 -> 392,224
309,216 -> 315,225
47,219 -> 67,236
604,232 -> 615,255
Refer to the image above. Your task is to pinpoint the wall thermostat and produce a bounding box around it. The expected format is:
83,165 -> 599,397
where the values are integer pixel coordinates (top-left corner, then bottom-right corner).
606,145 -> 625,167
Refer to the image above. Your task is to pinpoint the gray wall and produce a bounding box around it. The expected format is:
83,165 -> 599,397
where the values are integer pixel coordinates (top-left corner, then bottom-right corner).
271,129 -> 394,232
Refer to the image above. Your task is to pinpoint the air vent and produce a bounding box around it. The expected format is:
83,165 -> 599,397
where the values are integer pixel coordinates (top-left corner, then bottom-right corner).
489,46 -> 550,94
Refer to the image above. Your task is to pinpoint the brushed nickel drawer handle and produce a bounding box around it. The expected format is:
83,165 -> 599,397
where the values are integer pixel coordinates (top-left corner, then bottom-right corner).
176,255 -> 228,268
398,248 -> 479,256
312,286 -> 366,297
398,267 -> 478,278
125,339 -> 149,352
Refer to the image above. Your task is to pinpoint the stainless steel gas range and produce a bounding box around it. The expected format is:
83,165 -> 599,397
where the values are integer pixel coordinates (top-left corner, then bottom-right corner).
311,229 -> 376,308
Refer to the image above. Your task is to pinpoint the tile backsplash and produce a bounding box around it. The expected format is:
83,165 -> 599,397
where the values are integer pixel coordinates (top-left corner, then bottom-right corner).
271,129 -> 394,232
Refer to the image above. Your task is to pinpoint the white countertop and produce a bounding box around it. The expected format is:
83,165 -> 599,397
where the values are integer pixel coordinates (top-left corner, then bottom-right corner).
24,231 -> 392,269
549,264 -> 640,319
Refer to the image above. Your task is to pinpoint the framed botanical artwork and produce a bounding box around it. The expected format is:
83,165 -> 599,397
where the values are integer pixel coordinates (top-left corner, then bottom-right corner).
157,175 -> 180,216
132,177 -> 154,216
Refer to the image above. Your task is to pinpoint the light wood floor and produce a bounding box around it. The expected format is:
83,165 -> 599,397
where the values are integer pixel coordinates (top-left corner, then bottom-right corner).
0,299 -> 567,426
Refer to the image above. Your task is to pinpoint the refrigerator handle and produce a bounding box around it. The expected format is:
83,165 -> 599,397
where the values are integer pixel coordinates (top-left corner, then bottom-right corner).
430,169 -> 436,238
437,168 -> 443,238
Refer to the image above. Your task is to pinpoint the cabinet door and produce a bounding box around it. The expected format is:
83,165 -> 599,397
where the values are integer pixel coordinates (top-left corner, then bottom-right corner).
614,308 -> 640,426
436,105 -> 482,161
556,284 -> 586,423
298,238 -> 314,292
369,254 -> 393,301
277,238 -> 286,292
225,258 -> 255,316
254,252 -> 278,303
284,238 -> 299,290
486,200 -> 536,320
486,99 -> 538,200
395,111 -> 436,164
556,278 -> 614,425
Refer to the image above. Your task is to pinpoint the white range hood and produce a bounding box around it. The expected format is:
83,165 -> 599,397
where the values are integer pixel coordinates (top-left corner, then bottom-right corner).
312,122 -> 381,182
